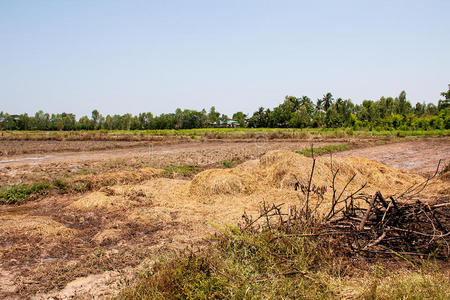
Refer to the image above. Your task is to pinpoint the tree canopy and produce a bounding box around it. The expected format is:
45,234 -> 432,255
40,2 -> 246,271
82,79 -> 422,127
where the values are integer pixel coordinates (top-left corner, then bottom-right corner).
1,87 -> 449,131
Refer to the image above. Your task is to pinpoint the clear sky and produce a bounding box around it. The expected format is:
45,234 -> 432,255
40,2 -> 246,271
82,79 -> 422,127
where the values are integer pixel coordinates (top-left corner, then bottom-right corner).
1,0 -> 449,117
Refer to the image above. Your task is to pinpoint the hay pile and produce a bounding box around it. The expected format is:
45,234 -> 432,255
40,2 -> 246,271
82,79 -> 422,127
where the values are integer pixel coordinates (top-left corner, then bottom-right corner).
69,167 -> 162,190
69,191 -> 121,210
189,150 -> 426,200
0,215 -> 75,241
69,186 -> 153,210
189,168 -> 258,196
339,157 -> 424,194
63,150 -> 436,244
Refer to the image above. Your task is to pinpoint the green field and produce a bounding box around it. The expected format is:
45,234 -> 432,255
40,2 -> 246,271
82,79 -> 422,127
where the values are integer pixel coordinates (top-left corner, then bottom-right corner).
1,128 -> 449,141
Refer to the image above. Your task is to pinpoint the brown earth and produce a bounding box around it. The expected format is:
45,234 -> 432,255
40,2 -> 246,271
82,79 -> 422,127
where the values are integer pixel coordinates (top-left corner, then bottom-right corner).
0,140 -> 155,156
0,137 -> 448,186
0,139 -> 352,186
0,138 -> 449,299
336,138 -> 450,176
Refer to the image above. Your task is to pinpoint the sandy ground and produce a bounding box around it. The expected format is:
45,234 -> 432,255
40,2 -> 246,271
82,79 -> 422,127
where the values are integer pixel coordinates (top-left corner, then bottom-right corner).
0,138 -> 449,299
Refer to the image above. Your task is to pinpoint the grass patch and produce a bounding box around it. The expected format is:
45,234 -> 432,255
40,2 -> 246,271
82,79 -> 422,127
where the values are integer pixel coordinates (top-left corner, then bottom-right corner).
121,226 -> 449,299
360,269 -> 450,300
162,165 -> 198,177
2,128 -> 449,141
439,163 -> 450,175
221,160 -> 233,168
0,179 -> 71,205
53,179 -> 68,192
0,182 -> 53,204
296,144 -> 351,157
121,227 -> 341,299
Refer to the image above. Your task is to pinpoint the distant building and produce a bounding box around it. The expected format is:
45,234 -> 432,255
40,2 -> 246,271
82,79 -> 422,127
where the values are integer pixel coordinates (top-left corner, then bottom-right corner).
207,120 -> 239,128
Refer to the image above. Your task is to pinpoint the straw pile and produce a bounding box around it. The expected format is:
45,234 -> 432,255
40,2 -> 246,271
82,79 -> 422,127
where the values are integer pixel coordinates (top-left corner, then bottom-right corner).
68,185 -> 154,210
189,150 -> 426,199
339,157 -> 425,194
68,191 -> 122,210
189,168 -> 259,196
0,215 -> 75,241
127,206 -> 173,225
69,167 -> 162,190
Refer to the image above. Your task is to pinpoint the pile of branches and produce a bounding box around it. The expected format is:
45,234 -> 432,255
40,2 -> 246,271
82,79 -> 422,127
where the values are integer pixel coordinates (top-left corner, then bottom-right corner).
241,147 -> 449,260
329,191 -> 449,258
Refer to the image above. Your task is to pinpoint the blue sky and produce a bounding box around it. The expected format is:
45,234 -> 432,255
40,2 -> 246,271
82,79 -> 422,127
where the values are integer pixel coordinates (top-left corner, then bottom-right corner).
1,0 -> 449,117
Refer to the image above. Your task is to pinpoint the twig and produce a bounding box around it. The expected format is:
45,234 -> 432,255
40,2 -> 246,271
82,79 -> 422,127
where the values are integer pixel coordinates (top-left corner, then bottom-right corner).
359,192 -> 378,230
243,202 -> 284,230
363,231 -> 387,249
305,145 -> 316,219
431,202 -> 450,208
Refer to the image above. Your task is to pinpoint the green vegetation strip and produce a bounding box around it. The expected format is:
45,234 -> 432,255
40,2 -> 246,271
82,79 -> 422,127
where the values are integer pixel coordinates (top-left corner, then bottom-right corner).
0,165 -> 201,205
121,227 -> 449,299
162,165 -> 198,177
2,88 -> 449,132
0,182 -> 54,205
296,144 -> 351,157
2,128 -> 450,141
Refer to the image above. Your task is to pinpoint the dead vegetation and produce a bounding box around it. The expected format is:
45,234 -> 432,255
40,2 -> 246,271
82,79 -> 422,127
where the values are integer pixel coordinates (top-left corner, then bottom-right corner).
122,150 -> 449,299
244,149 -> 450,259
188,149 -> 427,203
0,168 -> 162,205
67,167 -> 162,193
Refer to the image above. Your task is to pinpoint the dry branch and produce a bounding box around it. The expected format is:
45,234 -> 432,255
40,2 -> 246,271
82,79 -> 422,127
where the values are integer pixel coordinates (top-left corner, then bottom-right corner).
241,158 -> 449,260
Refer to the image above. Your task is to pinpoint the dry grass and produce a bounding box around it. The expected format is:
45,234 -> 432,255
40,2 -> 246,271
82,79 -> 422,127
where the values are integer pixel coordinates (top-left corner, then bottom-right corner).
121,225 -> 450,300
189,168 -> 259,196
188,150 -> 427,217
68,167 -> 161,192
0,215 -> 75,241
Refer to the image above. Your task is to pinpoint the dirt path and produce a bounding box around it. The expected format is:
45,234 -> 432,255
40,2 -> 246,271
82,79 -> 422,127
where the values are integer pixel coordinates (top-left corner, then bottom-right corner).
336,139 -> 450,176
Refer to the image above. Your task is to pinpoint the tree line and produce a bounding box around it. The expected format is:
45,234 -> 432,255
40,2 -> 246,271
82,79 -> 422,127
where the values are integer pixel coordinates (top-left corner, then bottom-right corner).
1,88 -> 449,131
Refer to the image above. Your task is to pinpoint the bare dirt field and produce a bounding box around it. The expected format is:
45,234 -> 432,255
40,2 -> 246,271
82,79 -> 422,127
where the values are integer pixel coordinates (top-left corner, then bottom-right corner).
0,139 -> 350,185
0,140 -> 156,157
335,138 -> 450,176
0,137 -> 448,185
0,137 -> 449,299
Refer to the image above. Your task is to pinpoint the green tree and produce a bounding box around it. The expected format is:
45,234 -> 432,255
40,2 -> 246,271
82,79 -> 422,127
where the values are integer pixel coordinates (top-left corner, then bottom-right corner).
397,91 -> 411,116
438,86 -> 450,111
232,112 -> 247,127
91,109 -> 100,129
289,106 -> 310,128
208,106 -> 220,124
